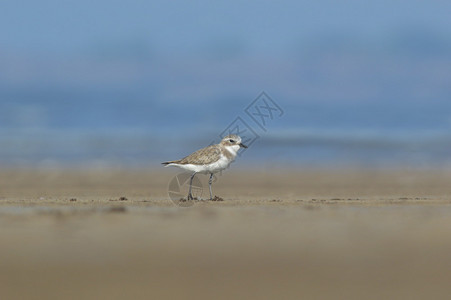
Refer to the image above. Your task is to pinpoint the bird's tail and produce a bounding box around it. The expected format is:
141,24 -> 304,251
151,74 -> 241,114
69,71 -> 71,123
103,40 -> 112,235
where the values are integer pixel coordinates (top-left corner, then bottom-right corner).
161,161 -> 178,166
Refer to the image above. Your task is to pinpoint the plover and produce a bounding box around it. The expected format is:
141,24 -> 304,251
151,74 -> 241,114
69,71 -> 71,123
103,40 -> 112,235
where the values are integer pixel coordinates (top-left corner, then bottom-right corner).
162,134 -> 248,200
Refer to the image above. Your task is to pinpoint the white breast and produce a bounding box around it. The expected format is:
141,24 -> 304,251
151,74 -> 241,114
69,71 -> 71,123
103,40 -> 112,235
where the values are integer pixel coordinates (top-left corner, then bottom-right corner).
204,154 -> 233,173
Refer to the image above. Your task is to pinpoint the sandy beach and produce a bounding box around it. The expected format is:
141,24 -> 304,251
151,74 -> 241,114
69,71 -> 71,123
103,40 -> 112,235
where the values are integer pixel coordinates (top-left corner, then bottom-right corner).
1,167 -> 451,299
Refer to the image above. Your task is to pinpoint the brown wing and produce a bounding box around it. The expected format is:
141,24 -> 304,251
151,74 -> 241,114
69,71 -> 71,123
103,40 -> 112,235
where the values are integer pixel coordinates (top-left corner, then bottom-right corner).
177,145 -> 221,165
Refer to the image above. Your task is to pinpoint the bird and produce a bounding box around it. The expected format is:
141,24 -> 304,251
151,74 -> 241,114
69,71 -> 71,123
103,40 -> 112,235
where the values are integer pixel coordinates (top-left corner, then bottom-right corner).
162,134 -> 247,200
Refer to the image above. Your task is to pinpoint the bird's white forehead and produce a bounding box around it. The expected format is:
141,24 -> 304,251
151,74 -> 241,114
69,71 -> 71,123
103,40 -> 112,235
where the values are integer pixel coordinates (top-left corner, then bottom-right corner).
222,134 -> 241,142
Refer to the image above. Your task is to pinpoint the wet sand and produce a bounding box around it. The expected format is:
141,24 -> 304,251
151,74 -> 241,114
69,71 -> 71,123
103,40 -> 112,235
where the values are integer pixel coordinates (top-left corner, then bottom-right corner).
1,168 -> 451,299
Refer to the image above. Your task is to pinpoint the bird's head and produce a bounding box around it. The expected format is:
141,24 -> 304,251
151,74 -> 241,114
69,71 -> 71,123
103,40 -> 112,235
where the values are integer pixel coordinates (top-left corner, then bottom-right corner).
220,134 -> 248,149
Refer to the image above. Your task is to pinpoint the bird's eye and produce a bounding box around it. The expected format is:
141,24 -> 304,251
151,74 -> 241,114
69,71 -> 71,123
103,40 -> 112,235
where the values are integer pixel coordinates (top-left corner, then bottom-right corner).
229,139 -> 234,143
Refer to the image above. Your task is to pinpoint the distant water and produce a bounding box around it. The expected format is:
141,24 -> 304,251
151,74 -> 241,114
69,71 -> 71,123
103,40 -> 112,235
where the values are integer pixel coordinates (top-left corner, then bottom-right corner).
1,123 -> 451,168
1,85 -> 451,168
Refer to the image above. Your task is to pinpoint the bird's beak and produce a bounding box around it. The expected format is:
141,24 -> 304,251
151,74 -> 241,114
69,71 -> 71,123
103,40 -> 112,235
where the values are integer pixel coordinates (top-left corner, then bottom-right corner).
239,143 -> 248,148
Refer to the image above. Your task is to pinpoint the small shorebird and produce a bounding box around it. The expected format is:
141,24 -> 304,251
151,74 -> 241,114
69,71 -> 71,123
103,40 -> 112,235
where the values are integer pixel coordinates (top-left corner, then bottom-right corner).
162,134 -> 247,200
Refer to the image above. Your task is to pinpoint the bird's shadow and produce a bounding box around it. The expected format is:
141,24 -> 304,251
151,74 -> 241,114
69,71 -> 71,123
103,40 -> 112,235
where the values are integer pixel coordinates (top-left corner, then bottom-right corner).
178,196 -> 224,202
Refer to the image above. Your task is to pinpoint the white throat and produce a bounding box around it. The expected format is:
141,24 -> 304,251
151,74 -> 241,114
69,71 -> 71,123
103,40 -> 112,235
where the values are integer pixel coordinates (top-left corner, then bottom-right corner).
224,144 -> 240,157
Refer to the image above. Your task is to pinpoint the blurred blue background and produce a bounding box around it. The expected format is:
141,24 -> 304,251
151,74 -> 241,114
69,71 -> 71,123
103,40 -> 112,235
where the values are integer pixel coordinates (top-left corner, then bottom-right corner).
1,0 -> 451,168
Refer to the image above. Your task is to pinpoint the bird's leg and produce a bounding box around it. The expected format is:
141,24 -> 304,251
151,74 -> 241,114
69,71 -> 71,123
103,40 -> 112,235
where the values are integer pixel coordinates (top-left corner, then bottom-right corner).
208,173 -> 214,200
187,172 -> 196,200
